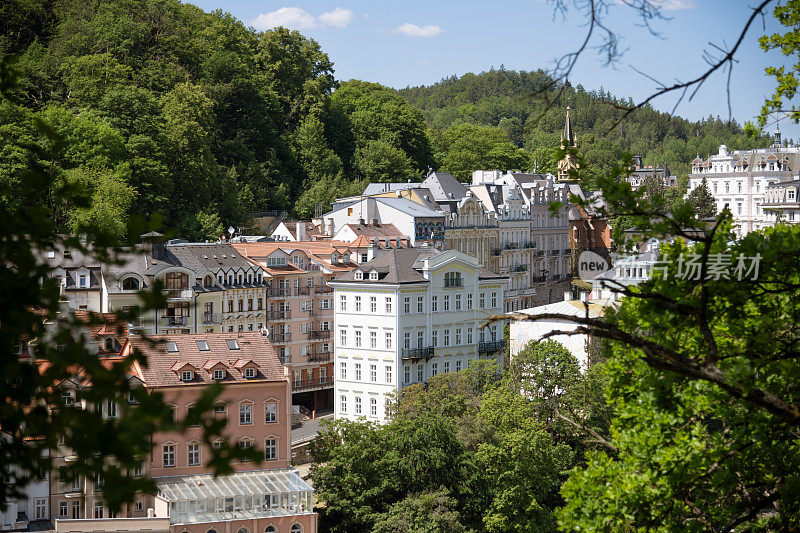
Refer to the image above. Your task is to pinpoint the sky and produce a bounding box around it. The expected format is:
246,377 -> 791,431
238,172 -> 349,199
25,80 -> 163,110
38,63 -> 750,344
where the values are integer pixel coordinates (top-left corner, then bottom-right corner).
186,0 -> 800,142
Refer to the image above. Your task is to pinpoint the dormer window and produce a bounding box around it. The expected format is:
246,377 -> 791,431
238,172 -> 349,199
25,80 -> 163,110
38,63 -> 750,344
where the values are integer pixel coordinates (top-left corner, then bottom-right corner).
203,275 -> 213,288
181,370 -> 193,382
62,390 -> 75,406
369,271 -> 378,281
122,277 -> 139,291
244,367 -> 256,379
213,369 -> 225,380
354,271 -> 363,281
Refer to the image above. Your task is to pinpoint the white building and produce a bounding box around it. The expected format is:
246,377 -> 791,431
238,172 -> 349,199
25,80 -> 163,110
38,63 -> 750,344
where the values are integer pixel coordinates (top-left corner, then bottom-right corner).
330,248 -> 507,423
590,238 -> 664,301
687,131 -> 800,236
0,442 -> 50,531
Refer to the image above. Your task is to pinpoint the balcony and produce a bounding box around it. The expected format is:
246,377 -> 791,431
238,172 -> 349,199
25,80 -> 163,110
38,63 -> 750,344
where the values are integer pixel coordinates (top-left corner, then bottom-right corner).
531,275 -> 547,282
479,341 -> 504,353
308,330 -> 331,340
267,309 -> 291,320
563,248 -> 571,255
503,243 -> 519,250
314,285 -> 333,294
166,288 -> 193,300
401,346 -> 434,360
270,333 -> 291,343
295,286 -> 311,296
522,241 -> 537,249
268,287 -> 292,297
549,249 -> 560,256
162,316 -> 188,327
443,280 -> 463,288
512,265 -> 528,272
202,313 -> 222,324
309,350 -> 331,362
293,378 -> 334,392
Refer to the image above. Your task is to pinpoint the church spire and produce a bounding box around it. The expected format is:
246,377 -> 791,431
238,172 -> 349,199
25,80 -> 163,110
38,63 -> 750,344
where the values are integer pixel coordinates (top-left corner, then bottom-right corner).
562,106 -> 576,148
557,106 -> 579,182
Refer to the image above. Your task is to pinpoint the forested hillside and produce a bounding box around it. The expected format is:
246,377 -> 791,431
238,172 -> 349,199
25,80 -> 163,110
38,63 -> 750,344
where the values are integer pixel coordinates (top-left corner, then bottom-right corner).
0,0 -> 772,241
399,68 -> 771,182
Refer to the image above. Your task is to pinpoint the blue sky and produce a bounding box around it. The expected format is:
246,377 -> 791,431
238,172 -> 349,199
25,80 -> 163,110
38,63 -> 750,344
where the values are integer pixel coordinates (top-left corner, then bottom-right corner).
187,0 -> 800,142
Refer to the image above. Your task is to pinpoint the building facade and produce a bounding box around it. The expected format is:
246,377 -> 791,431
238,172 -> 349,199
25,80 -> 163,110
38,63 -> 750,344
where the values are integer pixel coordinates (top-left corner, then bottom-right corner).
330,248 -> 506,424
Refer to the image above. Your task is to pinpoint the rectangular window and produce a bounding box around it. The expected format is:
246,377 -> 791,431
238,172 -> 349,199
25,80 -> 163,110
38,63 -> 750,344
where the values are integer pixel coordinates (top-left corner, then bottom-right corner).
238,299 -> 243,312
417,296 -> 424,313
35,498 -> 47,520
385,365 -> 393,384
444,360 -> 450,373
340,295 -> 347,311
491,292 -> 497,308
432,362 -> 438,376
432,330 -> 438,347
355,363 -> 362,381
455,328 -> 462,345
355,396 -> 362,415
340,362 -> 347,380
265,439 -> 277,461
265,403 -> 277,423
417,330 -> 424,348
355,296 -> 362,312
370,296 -> 377,313
59,501 -> 68,518
257,298 -> 263,310
340,328 -> 347,346
239,404 -> 252,425
245,367 -> 256,378
385,331 -> 392,349
355,330 -> 362,347
213,369 -> 225,380
247,298 -> 253,311
106,400 -> 117,418
431,295 -> 438,312
188,443 -> 200,466
403,297 -> 410,314
444,295 -> 450,312
456,360 -> 462,372
163,444 -> 175,467
404,332 -> 411,349
370,364 -> 377,382
480,293 -> 485,308
94,502 -> 103,519
340,395 -> 347,413
370,330 -> 377,348
403,365 -> 410,384
181,370 -> 193,382
370,397 -> 377,417
417,365 -> 424,383
385,297 -> 392,313
444,329 -> 450,346
467,327 -> 473,344
135,500 -> 143,511
467,293 -> 473,310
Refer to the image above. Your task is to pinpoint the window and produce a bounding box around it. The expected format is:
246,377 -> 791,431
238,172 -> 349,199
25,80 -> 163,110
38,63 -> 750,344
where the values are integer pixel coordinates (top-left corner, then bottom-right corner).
122,277 -> 139,290
354,270 -> 363,280
291,525 -> 303,533
404,332 -> 411,349
62,390 -> 74,406
240,404 -> 252,425
456,360 -> 462,372
467,293 -> 473,309
181,370 -> 193,382
213,369 -> 225,380
370,330 -> 377,348
355,296 -> 362,312
166,342 -> 179,352
238,299 -> 244,312
370,296 -> 377,313
370,397 -> 377,416
404,365 -> 411,384
385,365 -> 393,384
467,327 -> 473,344
107,399 -> 117,418
214,403 -> 226,414
443,329 -> 450,346
59,501 -> 68,518
245,367 -> 256,378
94,501 -> 104,519
480,293 -> 485,308
35,498 -> 47,520
417,365 -> 424,382
265,402 -> 277,423
79,274 -> 87,288
431,295 -> 438,312
355,330 -> 362,347
226,339 -> 240,350
370,364 -> 377,382
340,295 -> 346,311
355,363 -> 362,381
265,439 -> 277,460
196,340 -> 210,351
444,272 -> 462,287
266,526 -> 277,533
491,292 -> 497,308
455,328 -> 462,345
340,395 -> 347,413
385,297 -> 392,313
340,362 -> 347,380
455,294 -> 462,311
385,331 -> 392,349
443,295 -> 450,312
417,296 -> 424,313
432,330 -> 438,347
163,444 -> 175,467
355,396 -> 362,414
432,362 -> 438,376
188,443 -> 200,465
340,329 -> 347,346
403,297 -> 410,314
417,330 -> 424,348
444,360 -> 450,373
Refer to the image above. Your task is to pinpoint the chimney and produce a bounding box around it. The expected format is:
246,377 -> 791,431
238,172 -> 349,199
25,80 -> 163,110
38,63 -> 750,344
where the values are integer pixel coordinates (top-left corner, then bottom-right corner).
140,232 -> 166,259
147,508 -> 155,517
297,222 -> 306,241
371,218 -> 379,226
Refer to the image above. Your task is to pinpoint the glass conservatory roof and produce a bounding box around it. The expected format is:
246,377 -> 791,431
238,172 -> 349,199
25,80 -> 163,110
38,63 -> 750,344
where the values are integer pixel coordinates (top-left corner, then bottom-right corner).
156,469 -> 313,502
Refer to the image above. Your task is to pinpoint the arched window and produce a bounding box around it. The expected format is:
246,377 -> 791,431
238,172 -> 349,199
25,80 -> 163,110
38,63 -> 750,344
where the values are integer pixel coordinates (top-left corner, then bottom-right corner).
291,525 -> 303,533
204,275 -> 213,288
265,527 -> 277,533
206,530 -> 218,533
122,277 -> 139,290
165,272 -> 188,290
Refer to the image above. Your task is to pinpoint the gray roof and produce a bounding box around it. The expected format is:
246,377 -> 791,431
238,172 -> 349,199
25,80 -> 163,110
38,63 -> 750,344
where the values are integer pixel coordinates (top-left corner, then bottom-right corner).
375,197 -> 444,218
421,172 -> 467,203
363,182 -> 416,195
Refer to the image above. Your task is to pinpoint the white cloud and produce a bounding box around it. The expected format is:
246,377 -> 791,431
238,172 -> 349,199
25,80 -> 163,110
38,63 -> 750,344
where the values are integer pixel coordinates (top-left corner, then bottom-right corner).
251,7 -> 318,30
650,0 -> 697,9
394,23 -> 443,38
319,7 -> 354,28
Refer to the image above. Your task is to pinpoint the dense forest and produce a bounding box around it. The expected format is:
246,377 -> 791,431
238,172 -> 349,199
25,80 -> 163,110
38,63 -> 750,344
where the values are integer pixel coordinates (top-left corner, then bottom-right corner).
0,0 -> 771,241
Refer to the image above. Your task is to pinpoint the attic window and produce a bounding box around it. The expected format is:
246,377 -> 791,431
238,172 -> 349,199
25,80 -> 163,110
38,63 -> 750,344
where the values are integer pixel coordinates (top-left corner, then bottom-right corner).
63,250 -> 71,259
354,271 -> 363,280
369,271 -> 378,281
47,250 -> 55,259
244,367 -> 256,379
213,369 -> 225,380
196,340 -> 210,351
226,339 -> 240,350
181,370 -> 193,382
166,342 -> 179,353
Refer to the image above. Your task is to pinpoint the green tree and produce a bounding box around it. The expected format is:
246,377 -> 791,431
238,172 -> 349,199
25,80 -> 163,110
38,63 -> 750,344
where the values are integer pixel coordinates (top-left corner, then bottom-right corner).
686,177 -> 716,218
373,490 -> 467,533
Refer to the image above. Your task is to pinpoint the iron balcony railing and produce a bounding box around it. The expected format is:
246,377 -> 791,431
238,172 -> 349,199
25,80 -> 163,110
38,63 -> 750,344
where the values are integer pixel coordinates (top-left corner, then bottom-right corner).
268,287 -> 292,297
295,286 -> 311,296
166,288 -> 193,300
270,333 -> 291,343
309,351 -> 331,362
202,313 -> 222,324
503,243 -> 519,250
563,248 -> 571,255
315,285 -> 333,294
512,265 -> 528,272
308,330 -> 331,340
491,248 -> 501,256
531,275 -> 547,282
479,341 -> 504,353
401,346 -> 434,360
549,249 -> 560,256
294,378 -> 334,392
267,310 -> 291,320
163,315 -> 188,327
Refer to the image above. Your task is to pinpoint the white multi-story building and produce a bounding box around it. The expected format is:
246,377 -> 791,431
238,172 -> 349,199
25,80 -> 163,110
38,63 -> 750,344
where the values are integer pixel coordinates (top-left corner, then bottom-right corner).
687,131 -> 800,236
0,441 -> 50,531
330,248 -> 507,423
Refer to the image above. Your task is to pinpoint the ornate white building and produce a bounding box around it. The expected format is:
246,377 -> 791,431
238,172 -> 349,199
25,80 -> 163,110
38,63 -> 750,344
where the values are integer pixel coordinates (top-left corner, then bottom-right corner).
330,248 -> 506,423
687,131 -> 800,236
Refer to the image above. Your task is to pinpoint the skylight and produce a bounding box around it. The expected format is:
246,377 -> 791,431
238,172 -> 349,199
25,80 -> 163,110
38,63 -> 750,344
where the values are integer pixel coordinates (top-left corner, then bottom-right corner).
226,339 -> 240,350
165,342 -> 178,353
196,340 -> 210,351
